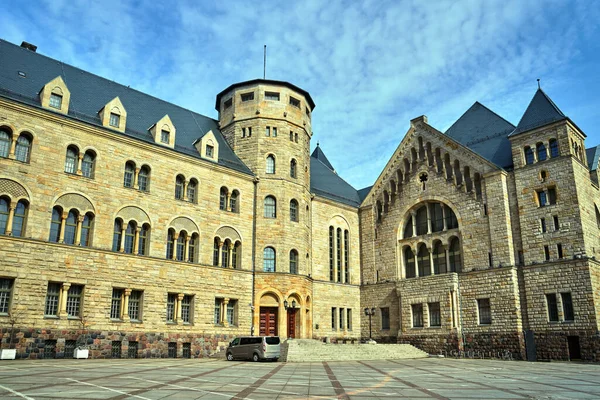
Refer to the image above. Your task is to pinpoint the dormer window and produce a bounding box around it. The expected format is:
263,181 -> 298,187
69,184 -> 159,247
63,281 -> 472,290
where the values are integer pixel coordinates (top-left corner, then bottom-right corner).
265,91 -> 280,101
289,96 -> 300,108
49,93 -> 62,109
161,130 -> 170,144
109,113 -> 120,127
206,145 -> 214,158
223,98 -> 232,110
241,92 -> 254,102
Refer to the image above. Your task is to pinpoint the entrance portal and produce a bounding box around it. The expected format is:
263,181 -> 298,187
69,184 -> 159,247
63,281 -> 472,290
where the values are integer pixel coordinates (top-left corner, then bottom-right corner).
259,307 -> 278,336
567,336 -> 581,360
287,309 -> 298,338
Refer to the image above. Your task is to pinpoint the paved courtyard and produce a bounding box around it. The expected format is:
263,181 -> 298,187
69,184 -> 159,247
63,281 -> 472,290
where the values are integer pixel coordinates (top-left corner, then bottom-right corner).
0,357 -> 599,399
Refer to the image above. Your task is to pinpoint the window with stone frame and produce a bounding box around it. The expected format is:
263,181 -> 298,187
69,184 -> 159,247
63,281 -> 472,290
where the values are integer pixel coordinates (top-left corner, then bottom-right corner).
0,278 -> 14,314
49,92 -> 62,109
331,307 -> 337,330
66,284 -> 83,318
536,142 -> 547,161
219,187 -> 228,210
381,307 -> 391,329
160,129 -> 170,144
347,309 -> 352,330
405,247 -> 416,278
428,302 -> 441,327
44,282 -> 61,316
227,299 -> 237,326
290,199 -> 298,222
223,98 -> 232,110
123,161 -> 135,188
265,91 -> 280,101
187,179 -> 198,203
175,175 -> 185,200
524,146 -> 534,165
128,290 -> 143,322
477,298 -> 492,324
230,190 -> 239,213
289,96 -> 300,108
289,249 -> 298,274
138,165 -> 150,191
206,144 -> 214,158
81,151 -> 96,178
546,293 -> 559,322
109,112 -> 120,127
166,293 -> 176,323
411,304 -> 423,327
214,298 -> 223,324
0,129 -> 11,158
182,295 -> 193,324
329,226 -> 335,281
549,138 -> 559,158
290,159 -> 297,178
561,292 -> 574,321
263,247 -> 276,272
339,307 -> 344,330
266,155 -> 275,174
264,196 -> 276,218
15,133 -> 31,163
111,288 -> 124,320
241,91 -> 254,102
65,146 -> 78,174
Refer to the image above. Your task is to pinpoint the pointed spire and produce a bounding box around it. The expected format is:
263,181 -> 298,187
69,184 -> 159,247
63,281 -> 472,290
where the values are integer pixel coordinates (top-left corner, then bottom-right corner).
510,88 -> 567,136
311,144 -> 335,172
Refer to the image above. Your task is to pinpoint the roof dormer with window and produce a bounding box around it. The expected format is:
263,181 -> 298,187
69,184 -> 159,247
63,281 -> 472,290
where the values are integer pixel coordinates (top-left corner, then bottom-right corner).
39,76 -> 71,115
99,97 -> 127,132
194,130 -> 219,162
149,114 -> 176,148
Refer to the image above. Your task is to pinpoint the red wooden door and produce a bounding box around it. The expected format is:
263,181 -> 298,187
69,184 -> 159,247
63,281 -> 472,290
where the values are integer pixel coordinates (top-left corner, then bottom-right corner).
260,307 -> 278,336
287,309 -> 297,338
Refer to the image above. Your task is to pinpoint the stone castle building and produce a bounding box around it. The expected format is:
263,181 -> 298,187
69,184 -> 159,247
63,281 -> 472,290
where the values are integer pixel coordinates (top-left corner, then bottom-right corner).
0,39 -> 599,361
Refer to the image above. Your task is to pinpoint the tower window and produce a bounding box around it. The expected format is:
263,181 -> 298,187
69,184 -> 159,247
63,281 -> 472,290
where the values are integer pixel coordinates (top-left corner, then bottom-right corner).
109,113 -> 120,127
265,91 -> 280,101
241,92 -> 254,102
223,98 -> 232,110
289,96 -> 300,108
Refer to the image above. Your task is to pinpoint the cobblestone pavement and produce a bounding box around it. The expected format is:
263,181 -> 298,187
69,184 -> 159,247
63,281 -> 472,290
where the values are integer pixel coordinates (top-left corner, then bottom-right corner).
0,357 -> 599,399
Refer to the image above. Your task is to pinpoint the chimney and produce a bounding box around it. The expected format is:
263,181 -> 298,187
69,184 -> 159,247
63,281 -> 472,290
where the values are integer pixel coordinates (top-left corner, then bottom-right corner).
20,41 -> 37,52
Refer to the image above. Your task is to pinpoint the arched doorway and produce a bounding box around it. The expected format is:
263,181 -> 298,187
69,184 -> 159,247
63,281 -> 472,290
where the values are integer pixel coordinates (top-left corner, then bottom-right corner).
259,292 -> 280,336
285,294 -> 302,338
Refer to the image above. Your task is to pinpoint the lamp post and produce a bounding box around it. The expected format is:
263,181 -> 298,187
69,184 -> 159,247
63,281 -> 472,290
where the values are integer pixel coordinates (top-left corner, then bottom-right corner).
364,307 -> 376,340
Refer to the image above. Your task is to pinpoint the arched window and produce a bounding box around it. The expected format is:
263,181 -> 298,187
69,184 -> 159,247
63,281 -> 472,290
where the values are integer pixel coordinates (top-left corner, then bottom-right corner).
290,249 -> 298,274
290,199 -> 298,222
12,200 -> 27,237
264,196 -> 276,218
80,213 -> 93,247
446,207 -> 458,230
15,134 -> 31,162
187,179 -> 198,203
166,229 -> 175,259
536,142 -> 547,162
138,165 -> 150,191
0,129 -> 10,158
81,151 -> 95,178
230,190 -> 239,213
124,221 -> 136,254
219,187 -> 228,210
232,241 -> 241,269
124,162 -> 135,188
138,224 -> 150,256
336,228 -> 342,282
188,233 -> 198,262
0,198 -> 8,234
405,247 -> 416,278
549,138 -> 559,158
221,239 -> 230,267
176,232 -> 186,261
404,217 -> 413,238
415,205 -> 428,235
290,159 -> 297,178
65,146 -> 78,174
266,155 -> 275,174
431,203 -> 444,232
417,245 -> 431,277
448,237 -> 462,272
433,241 -> 447,274
112,219 -> 123,251
329,226 -> 334,281
49,207 -> 62,242
344,229 -> 350,283
263,247 -> 276,272
64,210 -> 78,245
524,146 -> 534,165
175,175 -> 185,200
213,238 -> 220,266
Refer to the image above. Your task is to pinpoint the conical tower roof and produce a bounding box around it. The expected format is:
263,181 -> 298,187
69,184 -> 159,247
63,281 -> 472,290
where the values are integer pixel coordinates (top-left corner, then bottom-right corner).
510,88 -> 567,136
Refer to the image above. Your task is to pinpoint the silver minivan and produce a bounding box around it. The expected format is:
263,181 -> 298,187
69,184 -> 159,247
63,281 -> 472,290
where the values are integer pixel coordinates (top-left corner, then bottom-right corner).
226,336 -> 280,361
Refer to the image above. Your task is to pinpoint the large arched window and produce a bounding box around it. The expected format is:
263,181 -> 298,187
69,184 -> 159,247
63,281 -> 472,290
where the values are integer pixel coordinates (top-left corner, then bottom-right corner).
138,165 -> 150,191
524,146 -> 534,165
188,233 -> 198,262
549,138 -> 559,158
432,241 -> 447,274
448,237 -> 462,272
64,210 -> 78,245
219,187 -> 228,210
404,202 -> 458,238
536,142 -> 547,162
124,221 -> 136,254
0,198 -> 8,235
124,162 -> 135,188
329,226 -> 334,281
405,247 -> 416,278
290,159 -> 297,178
49,207 -> 62,242
221,239 -> 231,267
415,206 -> 428,235
0,129 -> 10,158
290,249 -> 298,274
290,199 -> 298,222
176,232 -> 186,261
166,229 -> 175,259
232,241 -> 241,269
112,219 -> 123,251
0,199 -> 28,237
264,196 -> 276,218
230,190 -> 239,213
81,151 -> 95,178
138,224 -> 150,256
187,179 -> 198,204
263,247 -> 276,272
417,245 -> 431,277
15,134 -> 32,163
80,213 -> 93,247
65,146 -> 78,174
266,155 -> 275,174
175,175 -> 185,200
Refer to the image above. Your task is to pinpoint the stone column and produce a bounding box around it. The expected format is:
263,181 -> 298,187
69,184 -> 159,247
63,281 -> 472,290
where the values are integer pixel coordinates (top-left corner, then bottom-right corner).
414,245 -> 419,277
445,244 -> 451,272
426,203 -> 432,234
441,205 -> 448,231
184,236 -> 191,262
4,205 -> 15,236
76,154 -> 83,175
59,283 -> 71,317
74,215 -> 84,245
411,211 -> 417,237
226,192 -> 231,211
218,241 -> 224,267
222,298 -> 230,327
176,293 -> 184,323
133,168 -> 140,188
123,289 -> 132,321
172,232 -> 179,260
228,243 -> 234,268
119,226 -> 126,252
429,245 -> 436,275
183,180 -> 189,201
133,226 -> 141,254
59,211 -> 68,243
8,137 -> 17,159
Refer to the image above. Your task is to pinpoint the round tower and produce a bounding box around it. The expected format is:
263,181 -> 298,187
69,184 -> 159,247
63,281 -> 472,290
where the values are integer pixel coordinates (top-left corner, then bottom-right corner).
215,80 -> 315,338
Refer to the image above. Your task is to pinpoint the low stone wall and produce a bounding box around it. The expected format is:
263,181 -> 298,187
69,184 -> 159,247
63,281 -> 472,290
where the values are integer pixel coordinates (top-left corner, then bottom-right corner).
398,333 -> 460,355
534,330 -> 600,362
462,332 -> 525,360
0,327 -> 233,359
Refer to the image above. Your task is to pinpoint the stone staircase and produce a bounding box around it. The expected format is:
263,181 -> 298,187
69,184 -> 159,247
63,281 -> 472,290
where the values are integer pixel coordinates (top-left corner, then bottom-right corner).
280,339 -> 428,362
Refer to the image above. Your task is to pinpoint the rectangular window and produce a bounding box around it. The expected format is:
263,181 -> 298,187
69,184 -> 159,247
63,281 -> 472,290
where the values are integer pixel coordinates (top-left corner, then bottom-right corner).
44,340 -> 56,359
411,304 -> 423,328
0,278 -> 14,314
428,302 -> 441,327
248,127 -> 252,137
181,295 -> 192,324
168,342 -> 177,358
49,93 -> 62,109
66,285 -> 83,318
332,307 -> 337,330
339,307 -> 344,330
242,127 -> 246,138
553,215 -> 559,230
109,113 -> 120,127
241,92 -> 254,102
557,243 -> 564,258
205,145 -> 214,158
160,130 -> 170,143
111,288 -> 123,319
548,188 -> 557,205
537,190 -> 547,207
112,341 -> 122,358
182,343 -> 191,359
272,127 -> 277,137
128,341 -> 138,358
540,218 -> 546,233
227,300 -> 237,326
128,290 -> 142,322
347,309 -> 352,330
306,107 -> 310,116
214,298 -> 222,324
478,298 -> 492,324
223,98 -> 232,109
265,126 -> 270,137
544,245 -> 550,261
45,283 -> 61,316
381,307 -> 391,329
289,96 -> 300,108
561,292 -> 574,321
64,340 -> 76,358
546,293 -> 559,321
290,131 -> 294,141
265,91 -> 280,101
166,293 -> 176,323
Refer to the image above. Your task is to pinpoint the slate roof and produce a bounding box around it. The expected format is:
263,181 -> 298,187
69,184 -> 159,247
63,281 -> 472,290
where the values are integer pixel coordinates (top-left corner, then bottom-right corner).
510,88 -> 568,136
357,186 -> 373,203
0,39 -> 252,175
586,146 -> 600,171
444,102 -> 516,169
310,146 -> 361,207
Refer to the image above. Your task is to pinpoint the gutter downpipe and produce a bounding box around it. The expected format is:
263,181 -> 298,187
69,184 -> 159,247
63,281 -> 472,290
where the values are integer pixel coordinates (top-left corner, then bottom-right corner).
251,177 -> 259,335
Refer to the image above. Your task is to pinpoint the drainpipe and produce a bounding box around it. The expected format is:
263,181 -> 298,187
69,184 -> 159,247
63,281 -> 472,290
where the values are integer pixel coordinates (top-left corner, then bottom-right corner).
457,275 -> 465,352
251,177 -> 258,336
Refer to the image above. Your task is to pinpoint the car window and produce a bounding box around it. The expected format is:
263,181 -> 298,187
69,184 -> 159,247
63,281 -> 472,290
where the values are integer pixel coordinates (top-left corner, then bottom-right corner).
240,338 -> 250,345
251,337 -> 262,345
265,337 -> 280,345
230,338 -> 240,346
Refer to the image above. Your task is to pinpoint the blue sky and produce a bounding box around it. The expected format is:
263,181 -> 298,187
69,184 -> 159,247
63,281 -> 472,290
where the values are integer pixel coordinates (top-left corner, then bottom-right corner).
2,0 -> 600,189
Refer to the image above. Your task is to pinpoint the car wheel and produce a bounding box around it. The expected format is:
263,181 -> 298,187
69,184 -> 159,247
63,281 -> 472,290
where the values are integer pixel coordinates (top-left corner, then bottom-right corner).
252,353 -> 260,362
226,352 -> 234,361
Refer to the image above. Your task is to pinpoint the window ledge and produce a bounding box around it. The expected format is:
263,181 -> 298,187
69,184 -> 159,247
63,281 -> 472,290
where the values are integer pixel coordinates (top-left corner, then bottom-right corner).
44,315 -> 59,319
110,318 -> 123,323
428,326 -> 442,329
411,327 -> 424,330
478,323 -> 492,326
67,316 -> 81,320
130,320 -> 143,324
562,320 -> 574,324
